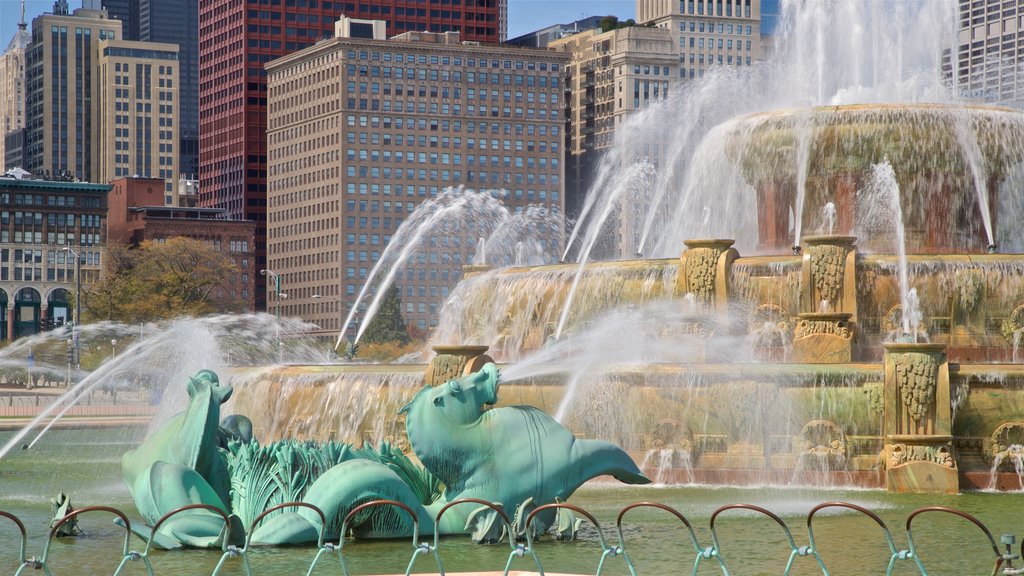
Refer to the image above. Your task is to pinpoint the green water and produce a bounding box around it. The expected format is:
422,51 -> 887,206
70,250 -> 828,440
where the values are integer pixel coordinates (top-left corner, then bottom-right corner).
1,428 -> 1021,576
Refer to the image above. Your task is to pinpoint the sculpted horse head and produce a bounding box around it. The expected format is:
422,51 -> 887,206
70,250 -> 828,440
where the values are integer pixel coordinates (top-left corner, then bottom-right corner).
400,362 -> 499,426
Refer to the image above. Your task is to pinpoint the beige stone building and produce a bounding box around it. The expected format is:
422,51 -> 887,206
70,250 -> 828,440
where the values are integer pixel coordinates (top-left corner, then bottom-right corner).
639,0 -> 763,80
25,6 -> 122,181
95,39 -> 179,198
0,9 -> 30,172
266,20 -> 567,335
550,26 -> 677,219
954,0 -> 1024,105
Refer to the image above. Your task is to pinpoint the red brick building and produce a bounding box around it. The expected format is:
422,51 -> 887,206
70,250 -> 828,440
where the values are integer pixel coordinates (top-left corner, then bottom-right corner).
198,0 -> 506,311
108,177 -> 256,310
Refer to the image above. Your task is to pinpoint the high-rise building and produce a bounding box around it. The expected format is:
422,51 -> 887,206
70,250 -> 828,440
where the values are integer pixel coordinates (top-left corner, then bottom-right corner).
550,26 -> 677,222
94,39 -> 180,192
24,5 -> 121,181
98,0 -> 200,180
954,0 -> 1024,105
265,21 -> 566,333
638,0 -> 763,80
198,1 -> 507,311
0,1 -> 31,172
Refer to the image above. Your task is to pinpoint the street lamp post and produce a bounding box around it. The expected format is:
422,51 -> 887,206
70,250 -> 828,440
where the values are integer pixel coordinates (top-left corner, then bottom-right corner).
62,246 -> 81,371
260,269 -> 283,363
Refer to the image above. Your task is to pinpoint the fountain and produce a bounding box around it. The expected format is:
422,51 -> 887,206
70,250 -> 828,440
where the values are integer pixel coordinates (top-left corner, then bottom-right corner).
5,0 -> 1024,572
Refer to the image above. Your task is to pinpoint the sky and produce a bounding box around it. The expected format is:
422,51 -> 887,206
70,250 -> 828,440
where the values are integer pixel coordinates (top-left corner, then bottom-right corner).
0,0 -> 637,47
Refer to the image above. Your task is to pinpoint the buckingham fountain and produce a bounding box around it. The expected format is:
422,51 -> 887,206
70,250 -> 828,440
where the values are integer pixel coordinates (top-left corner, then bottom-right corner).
5,0 -> 1024,572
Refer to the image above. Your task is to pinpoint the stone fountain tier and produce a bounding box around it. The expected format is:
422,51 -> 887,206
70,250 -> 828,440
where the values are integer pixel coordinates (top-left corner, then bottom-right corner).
230,360 -> 1024,493
723,103 -> 1024,252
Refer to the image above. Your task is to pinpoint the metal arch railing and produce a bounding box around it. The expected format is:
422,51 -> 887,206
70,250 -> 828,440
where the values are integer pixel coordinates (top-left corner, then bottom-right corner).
905,506 -> 1005,576
241,502 -> 328,576
139,503 -> 236,576
806,501 -> 902,576
2,511 -> 34,576
710,503 -> 825,576
4,498 -> 1023,576
35,506 -> 136,576
518,502 -> 614,576
336,499 -> 432,576
613,501 -> 706,576
431,498 -> 515,576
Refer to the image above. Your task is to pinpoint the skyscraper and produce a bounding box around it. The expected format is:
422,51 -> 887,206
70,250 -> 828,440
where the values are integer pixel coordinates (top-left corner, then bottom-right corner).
199,0 -> 508,310
954,0 -> 1024,106
265,20 -> 565,333
0,1 -> 31,171
637,0 -> 763,80
94,39 -> 180,190
24,4 -> 121,180
99,0 -> 199,181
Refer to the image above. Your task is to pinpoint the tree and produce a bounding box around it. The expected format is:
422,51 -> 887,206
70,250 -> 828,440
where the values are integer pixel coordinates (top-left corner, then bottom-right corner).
83,237 -> 241,322
599,16 -> 639,32
359,285 -> 410,345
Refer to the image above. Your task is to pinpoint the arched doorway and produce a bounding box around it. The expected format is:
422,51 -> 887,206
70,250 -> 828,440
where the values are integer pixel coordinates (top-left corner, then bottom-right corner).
0,289 -> 7,341
47,289 -> 72,330
14,288 -> 41,338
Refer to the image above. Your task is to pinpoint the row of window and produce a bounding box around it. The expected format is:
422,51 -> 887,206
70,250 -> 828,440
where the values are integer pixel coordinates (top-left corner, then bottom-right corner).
681,36 -> 754,51
679,21 -> 753,35
347,49 -> 559,73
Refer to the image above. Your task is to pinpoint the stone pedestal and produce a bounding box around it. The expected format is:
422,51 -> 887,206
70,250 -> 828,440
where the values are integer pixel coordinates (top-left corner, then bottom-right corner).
678,239 -> 737,313
882,343 -> 958,493
424,345 -> 493,386
792,312 -> 853,363
800,235 -> 858,322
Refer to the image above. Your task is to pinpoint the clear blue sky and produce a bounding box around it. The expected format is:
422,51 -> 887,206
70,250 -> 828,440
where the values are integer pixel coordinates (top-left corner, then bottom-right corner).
0,1 -> 637,46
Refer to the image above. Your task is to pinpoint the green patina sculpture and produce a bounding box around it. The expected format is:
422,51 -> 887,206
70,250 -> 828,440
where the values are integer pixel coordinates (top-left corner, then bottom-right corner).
122,364 -> 648,548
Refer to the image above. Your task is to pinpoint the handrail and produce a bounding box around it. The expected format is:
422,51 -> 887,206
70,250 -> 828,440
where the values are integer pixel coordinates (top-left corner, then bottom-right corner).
40,505 -> 135,576
243,502 -> 328,576
518,502 -> 612,576
905,506 -> 1003,576
710,503 -> 822,576
2,511 -> 33,576
1,498 -> 1017,576
615,501 -> 705,576
807,501 -> 900,576
146,503 -> 235,576
432,498 -> 515,576
338,499 -> 430,576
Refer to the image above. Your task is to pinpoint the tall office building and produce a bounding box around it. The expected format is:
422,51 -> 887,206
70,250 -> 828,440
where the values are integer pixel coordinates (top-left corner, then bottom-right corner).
954,0 -> 1024,105
265,20 -> 565,333
24,4 -> 121,180
550,26 -> 677,253
0,2 -> 30,172
99,0 -> 200,181
638,0 -> 762,80
94,39 -> 180,191
199,0 -> 507,311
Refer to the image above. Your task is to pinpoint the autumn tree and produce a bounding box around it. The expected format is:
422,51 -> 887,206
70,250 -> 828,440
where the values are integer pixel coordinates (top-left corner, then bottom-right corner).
83,237 -> 242,322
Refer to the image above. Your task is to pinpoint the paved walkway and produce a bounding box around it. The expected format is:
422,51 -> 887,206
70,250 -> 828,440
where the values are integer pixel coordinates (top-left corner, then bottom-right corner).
0,384 -> 156,429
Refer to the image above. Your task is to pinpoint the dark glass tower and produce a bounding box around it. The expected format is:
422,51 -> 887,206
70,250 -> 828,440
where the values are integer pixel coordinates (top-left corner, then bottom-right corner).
140,0 -> 199,180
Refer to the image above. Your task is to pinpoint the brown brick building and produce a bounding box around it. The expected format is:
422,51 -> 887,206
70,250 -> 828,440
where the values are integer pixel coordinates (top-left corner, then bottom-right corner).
108,176 -> 256,310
